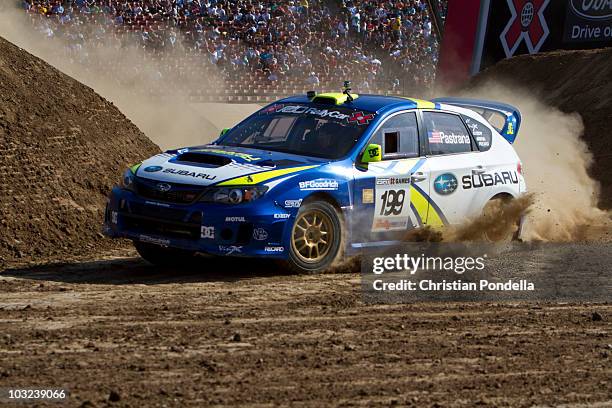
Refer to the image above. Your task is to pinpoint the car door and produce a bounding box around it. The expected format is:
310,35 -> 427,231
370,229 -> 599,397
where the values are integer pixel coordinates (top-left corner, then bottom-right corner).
415,110 -> 484,226
352,110 -> 424,243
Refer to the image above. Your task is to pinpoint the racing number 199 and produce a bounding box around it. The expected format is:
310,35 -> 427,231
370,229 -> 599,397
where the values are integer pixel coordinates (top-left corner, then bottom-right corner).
380,189 -> 405,216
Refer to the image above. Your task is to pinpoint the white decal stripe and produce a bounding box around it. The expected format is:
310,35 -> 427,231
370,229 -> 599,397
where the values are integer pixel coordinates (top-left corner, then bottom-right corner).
265,175 -> 294,190
392,159 -> 419,175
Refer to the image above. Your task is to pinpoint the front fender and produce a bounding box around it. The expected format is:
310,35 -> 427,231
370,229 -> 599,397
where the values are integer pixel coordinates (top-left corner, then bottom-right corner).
262,163 -> 353,249
265,162 -> 353,211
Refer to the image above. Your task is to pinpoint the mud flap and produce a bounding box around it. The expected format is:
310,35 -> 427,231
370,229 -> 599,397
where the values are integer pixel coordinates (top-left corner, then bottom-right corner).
514,214 -> 526,242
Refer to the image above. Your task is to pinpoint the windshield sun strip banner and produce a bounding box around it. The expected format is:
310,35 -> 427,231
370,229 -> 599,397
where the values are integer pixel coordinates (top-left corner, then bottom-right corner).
260,104 -> 376,126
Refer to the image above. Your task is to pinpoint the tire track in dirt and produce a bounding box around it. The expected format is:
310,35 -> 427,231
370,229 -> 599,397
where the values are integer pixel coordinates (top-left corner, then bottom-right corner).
0,245 -> 610,406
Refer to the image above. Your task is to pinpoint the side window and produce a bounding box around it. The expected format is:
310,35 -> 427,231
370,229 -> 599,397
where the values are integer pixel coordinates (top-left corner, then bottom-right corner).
262,116 -> 296,141
423,112 -> 473,155
369,112 -> 419,160
462,114 -> 492,151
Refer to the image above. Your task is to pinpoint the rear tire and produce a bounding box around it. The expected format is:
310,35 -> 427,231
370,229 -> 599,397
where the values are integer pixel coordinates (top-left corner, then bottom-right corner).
134,241 -> 196,267
482,197 -> 521,242
285,201 -> 343,274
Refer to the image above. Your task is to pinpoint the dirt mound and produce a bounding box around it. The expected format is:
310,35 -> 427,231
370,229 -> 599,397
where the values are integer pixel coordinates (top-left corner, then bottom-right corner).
464,48 -> 612,209
0,36 -> 160,269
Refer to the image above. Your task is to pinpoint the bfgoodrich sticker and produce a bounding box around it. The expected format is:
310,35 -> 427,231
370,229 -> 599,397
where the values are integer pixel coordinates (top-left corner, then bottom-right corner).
299,179 -> 339,191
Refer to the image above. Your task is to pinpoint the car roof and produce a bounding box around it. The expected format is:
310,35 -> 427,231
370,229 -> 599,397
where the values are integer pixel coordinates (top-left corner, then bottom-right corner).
277,93 -> 443,114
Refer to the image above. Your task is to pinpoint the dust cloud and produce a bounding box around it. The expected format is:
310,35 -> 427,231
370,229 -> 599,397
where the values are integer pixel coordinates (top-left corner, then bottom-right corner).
401,80 -> 608,243
446,194 -> 533,242
453,81 -> 609,242
399,194 -> 533,243
0,4 -> 228,149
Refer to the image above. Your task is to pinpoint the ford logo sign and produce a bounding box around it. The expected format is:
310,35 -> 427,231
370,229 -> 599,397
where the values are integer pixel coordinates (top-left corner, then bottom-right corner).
570,0 -> 612,20
434,173 -> 458,196
157,183 -> 172,192
144,165 -> 163,172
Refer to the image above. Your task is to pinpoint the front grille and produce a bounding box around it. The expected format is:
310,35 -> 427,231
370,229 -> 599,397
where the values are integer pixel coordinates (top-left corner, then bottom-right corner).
133,177 -> 204,204
129,202 -> 190,222
123,215 -> 200,240
120,201 -> 203,240
236,223 -> 253,245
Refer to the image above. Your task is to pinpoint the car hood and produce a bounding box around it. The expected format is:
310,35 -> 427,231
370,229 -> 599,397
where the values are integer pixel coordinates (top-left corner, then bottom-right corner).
135,145 -> 325,186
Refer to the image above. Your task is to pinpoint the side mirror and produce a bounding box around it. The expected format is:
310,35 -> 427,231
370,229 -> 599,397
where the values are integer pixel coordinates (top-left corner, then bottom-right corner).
361,143 -> 382,163
219,128 -> 230,137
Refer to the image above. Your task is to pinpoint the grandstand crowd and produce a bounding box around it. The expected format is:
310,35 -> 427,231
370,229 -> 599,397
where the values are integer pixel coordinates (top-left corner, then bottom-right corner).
19,0 -> 446,101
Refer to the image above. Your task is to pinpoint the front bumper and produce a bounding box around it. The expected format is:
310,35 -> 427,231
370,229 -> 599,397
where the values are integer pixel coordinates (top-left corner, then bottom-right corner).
103,187 -> 291,258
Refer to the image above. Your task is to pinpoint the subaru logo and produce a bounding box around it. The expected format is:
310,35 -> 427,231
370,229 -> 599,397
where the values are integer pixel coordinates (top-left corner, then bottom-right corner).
252,228 -> 268,241
144,166 -> 163,172
157,183 -> 172,192
434,173 -> 458,195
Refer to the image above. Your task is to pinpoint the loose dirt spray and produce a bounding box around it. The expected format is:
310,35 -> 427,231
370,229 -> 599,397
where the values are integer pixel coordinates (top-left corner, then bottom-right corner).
453,81 -> 609,242
444,194 -> 534,242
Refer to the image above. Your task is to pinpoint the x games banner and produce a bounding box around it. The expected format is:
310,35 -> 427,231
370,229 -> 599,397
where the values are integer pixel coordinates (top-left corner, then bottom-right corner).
437,0 -> 612,84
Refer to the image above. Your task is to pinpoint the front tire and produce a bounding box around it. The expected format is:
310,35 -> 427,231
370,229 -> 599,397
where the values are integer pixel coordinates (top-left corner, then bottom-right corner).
134,241 -> 196,267
286,201 -> 343,273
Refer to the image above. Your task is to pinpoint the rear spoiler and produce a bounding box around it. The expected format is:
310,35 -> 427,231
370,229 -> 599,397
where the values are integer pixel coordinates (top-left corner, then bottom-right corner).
432,97 -> 521,144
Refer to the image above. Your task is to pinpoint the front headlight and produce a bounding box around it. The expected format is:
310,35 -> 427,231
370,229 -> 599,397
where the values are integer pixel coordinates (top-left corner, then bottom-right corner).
121,169 -> 135,190
201,186 -> 268,204
121,163 -> 141,191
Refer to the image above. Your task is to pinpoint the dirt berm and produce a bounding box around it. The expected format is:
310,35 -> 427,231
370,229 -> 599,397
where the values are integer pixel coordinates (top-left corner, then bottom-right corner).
0,36 -> 160,269
464,47 -> 612,209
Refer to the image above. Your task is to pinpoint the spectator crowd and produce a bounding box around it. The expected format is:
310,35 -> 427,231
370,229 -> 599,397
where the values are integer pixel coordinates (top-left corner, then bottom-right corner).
19,0 -> 446,98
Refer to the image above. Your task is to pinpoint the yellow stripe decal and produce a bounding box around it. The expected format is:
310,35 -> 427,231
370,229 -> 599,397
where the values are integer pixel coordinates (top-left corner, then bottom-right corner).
402,97 -> 436,109
218,165 -> 318,186
130,163 -> 142,174
410,188 -> 429,224
410,187 -> 445,227
426,204 -> 445,227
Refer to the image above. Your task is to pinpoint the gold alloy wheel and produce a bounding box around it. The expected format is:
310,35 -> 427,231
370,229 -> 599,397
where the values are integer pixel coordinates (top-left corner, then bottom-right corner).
291,209 -> 335,263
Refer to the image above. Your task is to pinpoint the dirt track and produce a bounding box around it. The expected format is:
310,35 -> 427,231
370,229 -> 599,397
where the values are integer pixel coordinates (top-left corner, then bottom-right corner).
1,244 -> 610,407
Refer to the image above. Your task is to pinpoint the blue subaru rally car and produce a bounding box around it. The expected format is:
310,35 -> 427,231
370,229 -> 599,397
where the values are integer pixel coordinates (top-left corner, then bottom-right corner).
104,89 -> 525,273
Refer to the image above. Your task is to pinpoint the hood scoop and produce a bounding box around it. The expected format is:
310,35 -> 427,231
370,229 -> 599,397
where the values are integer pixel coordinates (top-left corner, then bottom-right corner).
175,152 -> 232,168
256,159 -> 304,168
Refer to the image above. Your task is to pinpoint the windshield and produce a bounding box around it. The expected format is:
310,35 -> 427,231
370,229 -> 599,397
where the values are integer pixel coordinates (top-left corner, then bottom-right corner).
217,103 -> 375,159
